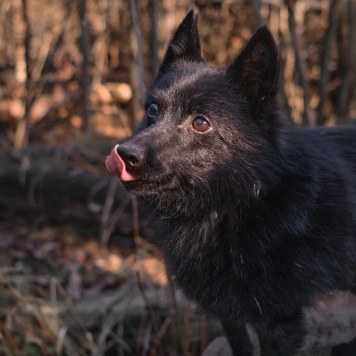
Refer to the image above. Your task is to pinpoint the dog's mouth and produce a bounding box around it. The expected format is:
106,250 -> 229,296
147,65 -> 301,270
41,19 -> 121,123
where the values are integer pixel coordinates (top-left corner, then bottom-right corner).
105,144 -> 174,195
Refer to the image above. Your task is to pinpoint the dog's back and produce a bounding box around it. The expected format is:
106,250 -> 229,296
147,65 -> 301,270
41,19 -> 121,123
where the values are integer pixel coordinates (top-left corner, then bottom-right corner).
300,126 -> 356,172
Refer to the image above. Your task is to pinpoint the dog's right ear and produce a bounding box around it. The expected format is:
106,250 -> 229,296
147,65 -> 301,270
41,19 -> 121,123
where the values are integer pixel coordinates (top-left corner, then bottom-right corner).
159,8 -> 203,74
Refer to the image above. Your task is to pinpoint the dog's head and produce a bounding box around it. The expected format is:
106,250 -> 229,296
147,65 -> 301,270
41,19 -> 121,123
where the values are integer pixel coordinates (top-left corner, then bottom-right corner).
106,9 -> 284,216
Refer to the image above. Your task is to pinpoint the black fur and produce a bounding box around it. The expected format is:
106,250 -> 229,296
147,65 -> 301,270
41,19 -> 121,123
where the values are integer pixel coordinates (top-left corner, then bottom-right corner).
116,9 -> 356,355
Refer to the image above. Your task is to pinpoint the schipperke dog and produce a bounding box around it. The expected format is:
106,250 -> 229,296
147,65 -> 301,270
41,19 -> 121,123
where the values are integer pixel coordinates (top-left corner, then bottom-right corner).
106,9 -> 356,356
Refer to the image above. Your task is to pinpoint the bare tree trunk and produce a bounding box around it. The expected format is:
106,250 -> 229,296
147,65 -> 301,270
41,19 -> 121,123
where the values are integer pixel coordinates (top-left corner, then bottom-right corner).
128,0 -> 146,253
149,0 -> 159,77
316,0 -> 339,126
285,0 -> 315,127
251,0 -> 263,27
14,0 -> 31,148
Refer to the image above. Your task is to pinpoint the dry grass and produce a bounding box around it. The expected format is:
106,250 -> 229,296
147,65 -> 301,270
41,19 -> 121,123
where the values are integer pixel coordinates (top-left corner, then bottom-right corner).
0,242 -> 221,355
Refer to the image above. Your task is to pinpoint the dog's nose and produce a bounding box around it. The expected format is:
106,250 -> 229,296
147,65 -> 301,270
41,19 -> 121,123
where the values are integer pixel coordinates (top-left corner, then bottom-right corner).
116,144 -> 145,171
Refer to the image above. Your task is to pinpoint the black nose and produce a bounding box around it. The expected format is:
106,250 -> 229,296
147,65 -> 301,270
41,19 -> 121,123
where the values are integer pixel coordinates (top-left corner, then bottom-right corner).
117,143 -> 145,171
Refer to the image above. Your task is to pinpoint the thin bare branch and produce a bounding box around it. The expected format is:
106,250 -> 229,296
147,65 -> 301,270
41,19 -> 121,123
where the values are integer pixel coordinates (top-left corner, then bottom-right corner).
149,0 -> 159,77
129,0 -> 146,129
336,0 -> 354,123
78,0 -> 91,131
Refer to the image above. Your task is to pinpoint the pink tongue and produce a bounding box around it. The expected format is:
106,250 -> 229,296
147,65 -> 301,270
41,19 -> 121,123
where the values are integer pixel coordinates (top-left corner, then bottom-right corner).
105,144 -> 137,181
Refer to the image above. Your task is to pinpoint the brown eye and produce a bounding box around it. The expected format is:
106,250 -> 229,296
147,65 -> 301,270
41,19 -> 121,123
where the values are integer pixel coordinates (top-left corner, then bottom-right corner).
192,116 -> 210,132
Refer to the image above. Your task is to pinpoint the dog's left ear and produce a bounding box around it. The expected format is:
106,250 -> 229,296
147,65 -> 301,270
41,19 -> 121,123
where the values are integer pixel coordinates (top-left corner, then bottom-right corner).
159,8 -> 203,74
227,26 -> 279,102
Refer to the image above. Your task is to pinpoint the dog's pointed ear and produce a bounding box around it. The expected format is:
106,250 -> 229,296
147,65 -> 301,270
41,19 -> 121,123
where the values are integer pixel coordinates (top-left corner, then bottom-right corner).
159,8 -> 203,74
227,26 -> 279,102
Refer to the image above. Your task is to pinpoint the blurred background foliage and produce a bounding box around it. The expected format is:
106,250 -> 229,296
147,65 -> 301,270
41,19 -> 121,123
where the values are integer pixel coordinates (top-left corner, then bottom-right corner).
0,0 -> 355,355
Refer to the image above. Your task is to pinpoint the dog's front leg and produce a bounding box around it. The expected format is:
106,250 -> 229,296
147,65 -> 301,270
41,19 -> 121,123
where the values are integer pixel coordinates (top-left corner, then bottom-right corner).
222,320 -> 253,356
257,311 -> 306,356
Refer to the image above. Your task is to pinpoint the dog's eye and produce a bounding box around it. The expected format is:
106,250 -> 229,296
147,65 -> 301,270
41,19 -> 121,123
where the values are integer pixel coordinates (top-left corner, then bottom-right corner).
192,116 -> 210,132
147,102 -> 158,120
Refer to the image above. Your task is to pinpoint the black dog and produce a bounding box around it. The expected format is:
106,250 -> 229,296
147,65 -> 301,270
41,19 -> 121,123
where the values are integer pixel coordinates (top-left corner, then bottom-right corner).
106,9 -> 356,355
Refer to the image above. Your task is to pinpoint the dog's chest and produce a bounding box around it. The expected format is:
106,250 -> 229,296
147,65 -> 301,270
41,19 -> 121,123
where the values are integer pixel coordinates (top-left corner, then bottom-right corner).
161,225 -> 277,323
